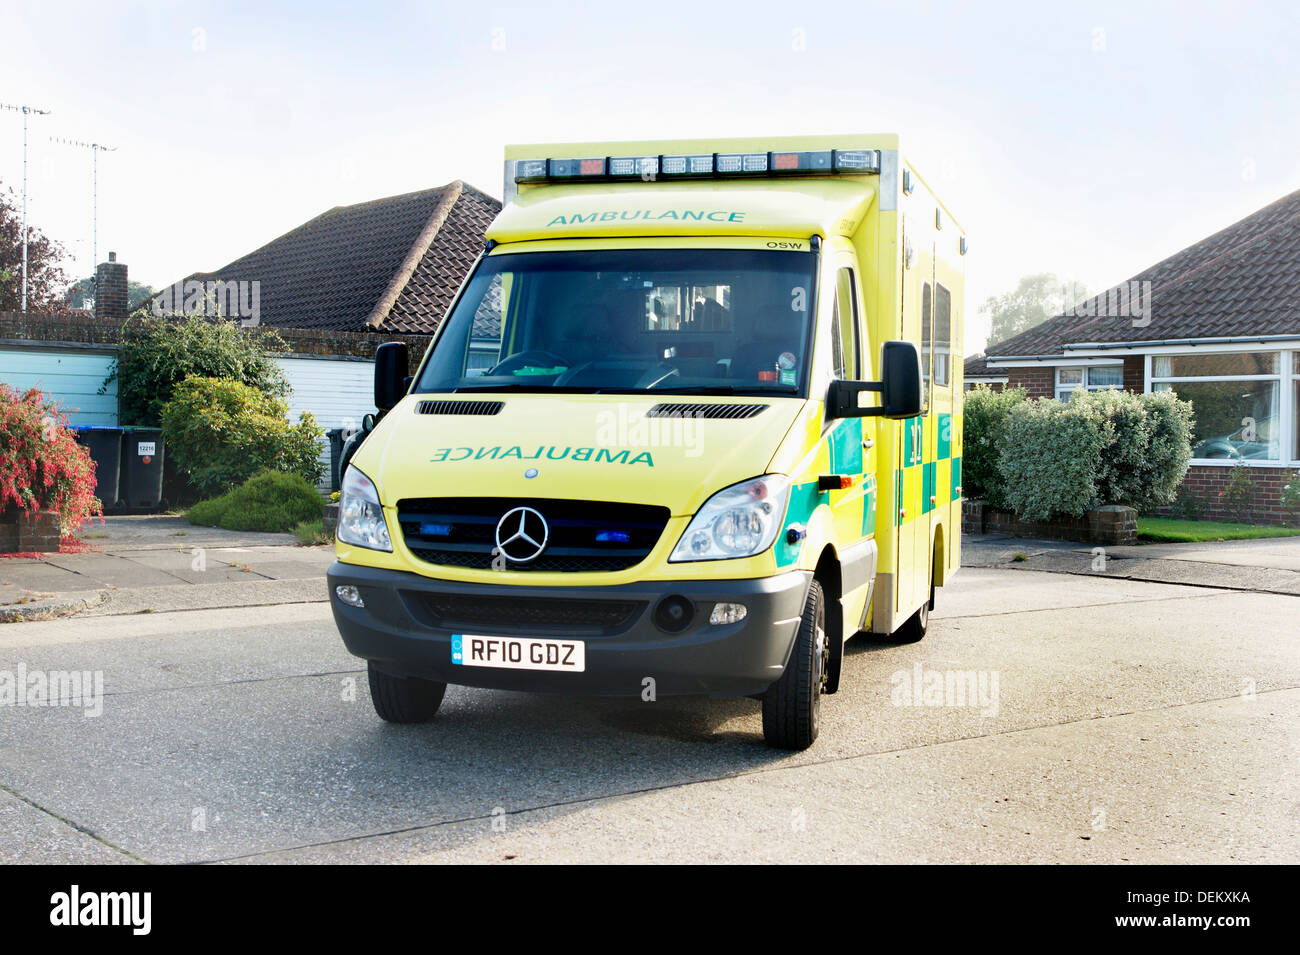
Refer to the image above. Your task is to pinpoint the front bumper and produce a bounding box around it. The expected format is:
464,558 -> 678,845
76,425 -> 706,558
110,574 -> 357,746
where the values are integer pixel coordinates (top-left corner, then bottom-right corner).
327,561 -> 812,698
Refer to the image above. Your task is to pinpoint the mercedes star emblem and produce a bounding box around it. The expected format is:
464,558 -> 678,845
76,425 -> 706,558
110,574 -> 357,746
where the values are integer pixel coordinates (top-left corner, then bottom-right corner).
494,506 -> 549,563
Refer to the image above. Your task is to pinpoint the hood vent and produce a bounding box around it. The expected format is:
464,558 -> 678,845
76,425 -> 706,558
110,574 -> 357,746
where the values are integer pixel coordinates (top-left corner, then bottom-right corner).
646,403 -> 768,420
416,400 -> 504,416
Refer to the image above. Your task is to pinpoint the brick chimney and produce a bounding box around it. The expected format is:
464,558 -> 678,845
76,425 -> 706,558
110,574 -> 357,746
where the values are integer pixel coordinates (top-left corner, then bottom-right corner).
95,251 -> 129,323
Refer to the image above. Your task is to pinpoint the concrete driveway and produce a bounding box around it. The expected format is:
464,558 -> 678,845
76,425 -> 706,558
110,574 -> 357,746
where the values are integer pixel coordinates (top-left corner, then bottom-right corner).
2,531 -> 1296,864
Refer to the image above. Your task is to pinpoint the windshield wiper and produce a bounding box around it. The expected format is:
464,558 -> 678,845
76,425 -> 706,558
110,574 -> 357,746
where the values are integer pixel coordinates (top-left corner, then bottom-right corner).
648,384 -> 800,396
450,383 -> 600,394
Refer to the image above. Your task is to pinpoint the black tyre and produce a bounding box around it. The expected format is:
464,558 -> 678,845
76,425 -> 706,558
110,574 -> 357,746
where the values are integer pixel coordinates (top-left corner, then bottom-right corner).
893,578 -> 933,644
762,579 -> 827,750
367,662 -> 446,723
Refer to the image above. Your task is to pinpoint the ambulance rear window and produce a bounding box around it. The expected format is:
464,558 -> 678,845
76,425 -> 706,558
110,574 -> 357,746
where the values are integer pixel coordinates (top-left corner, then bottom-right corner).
416,248 -> 817,397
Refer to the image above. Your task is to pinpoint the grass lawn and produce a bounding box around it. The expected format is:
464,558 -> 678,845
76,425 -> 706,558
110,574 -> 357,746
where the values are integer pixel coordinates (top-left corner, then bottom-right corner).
1138,517 -> 1300,543
292,518 -> 333,546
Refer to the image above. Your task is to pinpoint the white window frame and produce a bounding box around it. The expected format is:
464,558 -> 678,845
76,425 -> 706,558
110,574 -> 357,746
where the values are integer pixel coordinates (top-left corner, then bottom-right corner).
1055,364 -> 1123,402
1147,348 -> 1295,467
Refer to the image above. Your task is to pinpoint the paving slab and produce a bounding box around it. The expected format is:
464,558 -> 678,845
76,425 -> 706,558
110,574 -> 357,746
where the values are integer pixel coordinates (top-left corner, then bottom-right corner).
82,578 -> 329,616
0,788 -> 134,864
963,534 -> 1300,595
42,554 -> 189,589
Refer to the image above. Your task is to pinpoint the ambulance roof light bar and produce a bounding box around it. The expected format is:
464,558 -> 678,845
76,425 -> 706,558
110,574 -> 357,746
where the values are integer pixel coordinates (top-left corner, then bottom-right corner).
514,148 -> 880,183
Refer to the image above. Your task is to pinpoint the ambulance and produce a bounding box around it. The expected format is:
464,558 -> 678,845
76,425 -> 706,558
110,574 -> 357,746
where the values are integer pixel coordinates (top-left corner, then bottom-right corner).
328,135 -> 965,749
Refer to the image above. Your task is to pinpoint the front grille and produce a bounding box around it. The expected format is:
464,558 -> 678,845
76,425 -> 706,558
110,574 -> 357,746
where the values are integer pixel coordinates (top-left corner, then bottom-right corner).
414,592 -> 645,635
397,498 -> 670,573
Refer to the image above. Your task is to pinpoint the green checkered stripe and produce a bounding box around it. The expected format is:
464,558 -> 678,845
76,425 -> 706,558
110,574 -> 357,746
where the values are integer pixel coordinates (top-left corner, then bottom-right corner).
897,413 -> 962,526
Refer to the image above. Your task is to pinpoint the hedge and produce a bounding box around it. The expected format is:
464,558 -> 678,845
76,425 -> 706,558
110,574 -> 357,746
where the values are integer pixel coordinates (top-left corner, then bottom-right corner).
965,387 -> 1194,521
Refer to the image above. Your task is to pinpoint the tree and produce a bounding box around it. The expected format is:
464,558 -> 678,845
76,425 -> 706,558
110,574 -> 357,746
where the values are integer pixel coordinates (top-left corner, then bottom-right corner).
105,311 -> 291,426
64,275 -> 157,311
982,273 -> 1088,346
0,180 -> 70,311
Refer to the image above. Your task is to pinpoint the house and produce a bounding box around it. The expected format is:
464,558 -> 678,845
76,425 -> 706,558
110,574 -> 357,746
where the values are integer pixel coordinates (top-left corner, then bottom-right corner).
0,181 -> 500,488
962,353 -> 1007,391
983,188 -> 1300,522
151,181 -> 501,445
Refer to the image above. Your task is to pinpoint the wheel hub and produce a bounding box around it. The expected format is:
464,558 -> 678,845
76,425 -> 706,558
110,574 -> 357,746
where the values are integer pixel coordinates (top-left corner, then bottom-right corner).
814,625 -> 828,694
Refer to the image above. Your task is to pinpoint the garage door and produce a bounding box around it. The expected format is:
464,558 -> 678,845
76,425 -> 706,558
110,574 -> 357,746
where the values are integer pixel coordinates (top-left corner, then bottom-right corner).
0,346 -> 118,426
276,356 -> 375,487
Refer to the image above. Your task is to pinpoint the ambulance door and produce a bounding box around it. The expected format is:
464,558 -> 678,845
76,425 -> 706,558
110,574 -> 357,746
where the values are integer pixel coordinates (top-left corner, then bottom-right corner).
896,216 -> 934,623
826,250 -> 874,628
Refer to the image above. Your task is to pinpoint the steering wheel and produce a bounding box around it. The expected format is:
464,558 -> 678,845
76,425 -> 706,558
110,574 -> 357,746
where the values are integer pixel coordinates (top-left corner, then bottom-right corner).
486,350 -> 570,376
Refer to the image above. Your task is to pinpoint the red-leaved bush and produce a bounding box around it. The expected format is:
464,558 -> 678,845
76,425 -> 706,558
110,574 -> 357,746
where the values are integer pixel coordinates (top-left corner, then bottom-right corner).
0,383 -> 103,534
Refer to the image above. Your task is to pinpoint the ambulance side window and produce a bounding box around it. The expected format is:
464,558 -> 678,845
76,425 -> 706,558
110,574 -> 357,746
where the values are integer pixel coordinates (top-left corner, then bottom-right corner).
934,283 -> 952,388
465,273 -> 506,376
832,267 -> 860,380
920,281 -> 933,409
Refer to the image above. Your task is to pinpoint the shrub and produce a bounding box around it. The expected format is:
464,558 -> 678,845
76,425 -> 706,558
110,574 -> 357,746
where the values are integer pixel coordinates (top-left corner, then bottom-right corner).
997,395 -> 1111,521
186,471 -> 325,533
105,311 -> 290,426
961,385 -> 1027,507
1091,389 -> 1194,513
976,387 -> 1195,522
161,376 -> 324,498
0,384 -> 102,534
291,518 -> 332,545
1133,389 -> 1195,510
1281,471 -> 1300,526
1219,461 -> 1256,524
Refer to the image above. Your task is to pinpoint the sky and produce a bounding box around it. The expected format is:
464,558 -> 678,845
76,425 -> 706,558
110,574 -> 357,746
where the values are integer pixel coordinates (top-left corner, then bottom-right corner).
1,0 -> 1297,351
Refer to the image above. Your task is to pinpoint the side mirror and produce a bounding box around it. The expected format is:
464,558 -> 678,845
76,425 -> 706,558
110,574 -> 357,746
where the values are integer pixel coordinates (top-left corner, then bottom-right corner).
877,340 -> 923,418
374,342 -> 409,411
826,341 -> 923,420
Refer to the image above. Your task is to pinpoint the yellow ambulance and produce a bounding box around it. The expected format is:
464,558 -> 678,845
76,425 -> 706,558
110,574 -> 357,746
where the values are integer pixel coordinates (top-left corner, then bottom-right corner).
329,135 -> 965,749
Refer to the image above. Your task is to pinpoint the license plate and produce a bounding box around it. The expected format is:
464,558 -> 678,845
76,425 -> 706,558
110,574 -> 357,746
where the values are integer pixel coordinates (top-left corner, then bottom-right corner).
451,634 -> 585,672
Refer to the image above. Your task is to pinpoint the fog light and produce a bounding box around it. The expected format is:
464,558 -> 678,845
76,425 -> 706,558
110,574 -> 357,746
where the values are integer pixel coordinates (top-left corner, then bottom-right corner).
710,602 -> 748,625
335,585 -> 364,608
653,595 -> 695,633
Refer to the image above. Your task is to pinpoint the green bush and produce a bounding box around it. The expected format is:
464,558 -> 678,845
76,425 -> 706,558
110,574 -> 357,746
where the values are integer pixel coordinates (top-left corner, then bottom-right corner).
106,311 -> 290,426
1281,471 -> 1300,526
161,376 -> 324,498
961,385 -> 1027,507
997,395 -> 1111,521
970,386 -> 1195,522
291,518 -> 332,545
1220,461 -> 1257,524
186,471 -> 325,533
1129,389 -> 1194,511
1091,389 -> 1193,513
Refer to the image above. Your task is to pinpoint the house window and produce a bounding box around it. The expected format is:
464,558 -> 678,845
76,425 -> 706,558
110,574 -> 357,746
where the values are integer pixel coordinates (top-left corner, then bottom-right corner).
1056,365 -> 1121,402
1293,351 -> 1300,461
1151,351 -> 1281,462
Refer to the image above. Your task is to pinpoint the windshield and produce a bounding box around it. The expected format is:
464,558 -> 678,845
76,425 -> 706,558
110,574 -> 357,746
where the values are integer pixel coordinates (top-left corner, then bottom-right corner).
415,247 -> 818,396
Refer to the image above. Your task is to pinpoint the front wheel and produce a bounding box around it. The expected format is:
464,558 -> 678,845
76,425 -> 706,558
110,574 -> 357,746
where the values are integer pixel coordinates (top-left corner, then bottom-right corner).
762,579 -> 827,750
367,663 -> 446,723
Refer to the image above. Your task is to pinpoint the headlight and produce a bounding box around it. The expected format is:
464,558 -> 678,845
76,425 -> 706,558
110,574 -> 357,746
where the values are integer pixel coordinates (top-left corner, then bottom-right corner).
337,466 -> 392,552
669,475 -> 791,562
